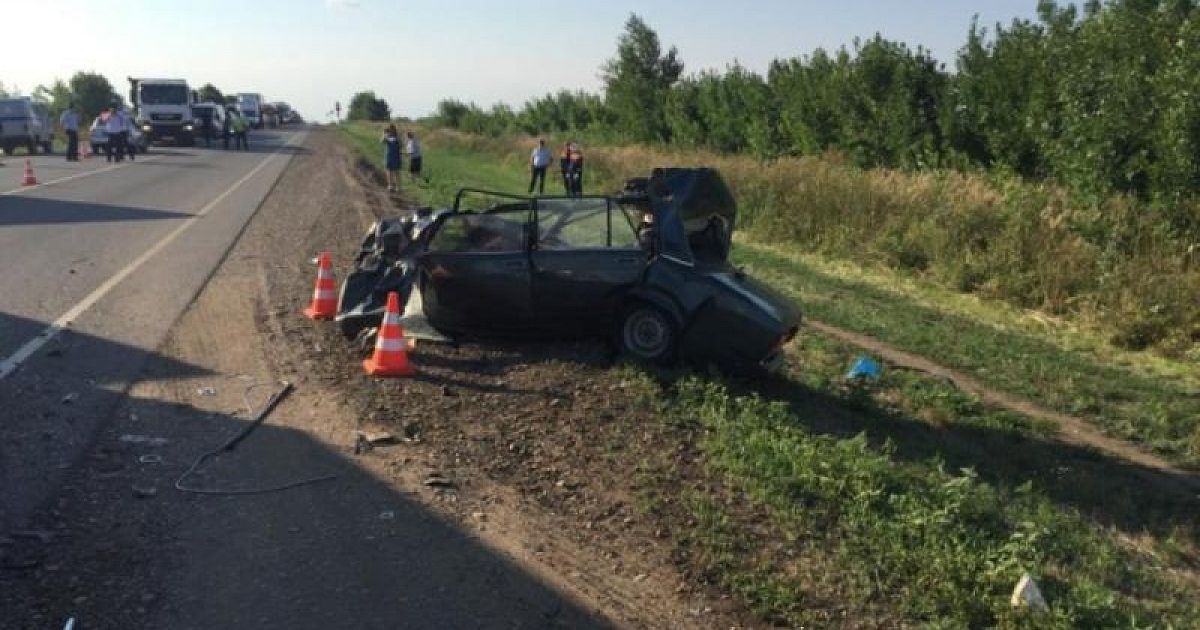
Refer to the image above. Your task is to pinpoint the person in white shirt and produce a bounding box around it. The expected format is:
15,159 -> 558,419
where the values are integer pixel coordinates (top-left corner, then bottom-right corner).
59,104 -> 80,161
103,106 -> 126,162
405,131 -> 423,181
528,139 -> 551,194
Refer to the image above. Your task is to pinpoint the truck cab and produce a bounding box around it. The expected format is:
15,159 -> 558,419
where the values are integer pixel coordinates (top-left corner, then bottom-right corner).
236,93 -> 264,129
128,78 -> 195,146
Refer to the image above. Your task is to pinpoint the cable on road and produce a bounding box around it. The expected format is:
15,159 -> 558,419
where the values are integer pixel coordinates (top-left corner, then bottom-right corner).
174,380 -> 338,496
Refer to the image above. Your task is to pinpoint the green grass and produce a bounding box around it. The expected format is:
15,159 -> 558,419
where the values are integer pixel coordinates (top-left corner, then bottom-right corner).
335,122 -> 1200,627
734,243 -> 1200,468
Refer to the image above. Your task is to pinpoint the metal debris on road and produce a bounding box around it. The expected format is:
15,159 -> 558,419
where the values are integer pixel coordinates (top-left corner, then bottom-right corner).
61,393 -> 79,404
196,386 -> 217,397
119,434 -> 170,447
423,473 -> 456,489
378,510 -> 396,520
132,484 -> 158,499
138,454 -> 163,464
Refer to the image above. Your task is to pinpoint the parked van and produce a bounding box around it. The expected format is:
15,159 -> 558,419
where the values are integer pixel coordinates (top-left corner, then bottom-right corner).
0,97 -> 54,155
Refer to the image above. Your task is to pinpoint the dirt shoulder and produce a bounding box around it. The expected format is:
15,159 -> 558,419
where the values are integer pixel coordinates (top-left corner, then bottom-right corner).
1,129 -> 751,629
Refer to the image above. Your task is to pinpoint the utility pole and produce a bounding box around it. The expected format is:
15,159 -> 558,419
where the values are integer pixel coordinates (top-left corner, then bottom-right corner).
334,101 -> 341,122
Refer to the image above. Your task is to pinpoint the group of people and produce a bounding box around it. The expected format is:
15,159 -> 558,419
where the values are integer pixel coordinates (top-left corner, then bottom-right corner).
55,102 -> 254,163
529,139 -> 584,196
381,125 -> 423,191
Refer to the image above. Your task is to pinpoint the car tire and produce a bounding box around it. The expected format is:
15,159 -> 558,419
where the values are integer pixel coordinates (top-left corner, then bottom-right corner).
618,303 -> 677,363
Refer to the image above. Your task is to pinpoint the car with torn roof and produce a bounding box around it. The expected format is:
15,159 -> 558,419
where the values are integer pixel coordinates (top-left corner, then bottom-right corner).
336,168 -> 801,373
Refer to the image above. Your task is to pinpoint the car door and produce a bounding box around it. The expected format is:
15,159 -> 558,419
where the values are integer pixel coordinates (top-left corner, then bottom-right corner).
530,197 -> 646,332
417,208 -> 535,334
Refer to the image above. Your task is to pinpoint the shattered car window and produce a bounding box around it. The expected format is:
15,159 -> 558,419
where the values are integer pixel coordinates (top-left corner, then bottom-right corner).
427,212 -> 526,253
537,198 -> 640,250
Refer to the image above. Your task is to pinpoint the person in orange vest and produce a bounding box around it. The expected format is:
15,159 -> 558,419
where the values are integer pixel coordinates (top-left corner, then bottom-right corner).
567,142 -> 584,197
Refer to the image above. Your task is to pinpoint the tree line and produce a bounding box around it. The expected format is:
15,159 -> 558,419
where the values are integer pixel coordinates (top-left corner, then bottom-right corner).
434,1 -> 1200,237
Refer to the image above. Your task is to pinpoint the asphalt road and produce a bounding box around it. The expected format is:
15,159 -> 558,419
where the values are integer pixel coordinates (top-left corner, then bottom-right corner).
0,131 -> 306,531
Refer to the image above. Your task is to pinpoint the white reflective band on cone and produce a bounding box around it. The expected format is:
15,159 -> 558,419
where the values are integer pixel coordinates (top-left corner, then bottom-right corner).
318,268 -> 334,280
382,313 -> 401,326
314,289 -> 337,300
376,338 -> 408,352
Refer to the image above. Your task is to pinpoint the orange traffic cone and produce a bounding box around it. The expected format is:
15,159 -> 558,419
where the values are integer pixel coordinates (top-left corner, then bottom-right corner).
363,291 -> 415,377
21,160 -> 38,186
303,251 -> 338,320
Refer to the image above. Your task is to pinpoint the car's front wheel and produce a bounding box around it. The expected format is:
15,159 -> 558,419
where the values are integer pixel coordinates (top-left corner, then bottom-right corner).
619,304 -> 677,363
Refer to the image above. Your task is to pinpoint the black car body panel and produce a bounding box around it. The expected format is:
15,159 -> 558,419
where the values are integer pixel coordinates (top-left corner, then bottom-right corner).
336,170 -> 801,371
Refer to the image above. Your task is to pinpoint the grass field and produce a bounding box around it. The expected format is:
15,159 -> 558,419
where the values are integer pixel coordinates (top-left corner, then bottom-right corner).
337,122 -> 1200,627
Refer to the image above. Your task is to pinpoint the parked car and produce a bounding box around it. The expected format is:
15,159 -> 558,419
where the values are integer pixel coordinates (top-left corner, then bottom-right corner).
88,113 -> 147,155
336,168 -> 802,373
0,97 -> 53,155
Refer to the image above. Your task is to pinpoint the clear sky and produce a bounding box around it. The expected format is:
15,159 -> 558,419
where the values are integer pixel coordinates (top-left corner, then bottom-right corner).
5,0 -> 1040,121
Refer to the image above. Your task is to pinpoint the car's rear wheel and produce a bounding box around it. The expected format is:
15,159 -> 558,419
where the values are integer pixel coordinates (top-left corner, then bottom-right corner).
619,304 -> 677,363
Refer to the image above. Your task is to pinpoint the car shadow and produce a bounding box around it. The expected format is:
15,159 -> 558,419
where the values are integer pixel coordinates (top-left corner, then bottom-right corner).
0,195 -> 192,227
0,312 -> 613,628
728,363 -> 1200,547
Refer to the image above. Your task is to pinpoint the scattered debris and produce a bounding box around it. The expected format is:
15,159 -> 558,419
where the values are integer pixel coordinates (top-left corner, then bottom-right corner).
402,423 -> 421,443
378,510 -> 395,520
61,393 -> 78,405
118,434 -> 170,448
632,573 -> 648,583
472,511 -> 487,522
138,454 -> 163,465
196,386 -> 217,397
846,355 -> 883,380
1010,573 -> 1049,612
132,484 -> 158,499
423,473 -> 456,489
361,431 -> 398,446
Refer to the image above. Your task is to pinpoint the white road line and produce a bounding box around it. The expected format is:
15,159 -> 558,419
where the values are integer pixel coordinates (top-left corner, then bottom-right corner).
1,156 -> 165,196
0,133 -> 307,380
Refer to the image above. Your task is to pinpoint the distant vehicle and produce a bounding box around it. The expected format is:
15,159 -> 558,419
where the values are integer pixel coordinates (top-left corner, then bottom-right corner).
190,103 -> 225,143
128,77 -> 195,146
336,169 -> 803,374
0,97 -> 54,155
236,93 -> 264,129
88,111 -> 147,156
271,102 -> 293,126
261,103 -> 279,129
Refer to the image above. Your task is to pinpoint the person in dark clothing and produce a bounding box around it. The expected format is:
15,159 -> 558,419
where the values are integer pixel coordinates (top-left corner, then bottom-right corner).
559,142 -> 572,194
222,108 -> 233,150
382,124 -> 401,191
567,142 -> 584,197
200,112 -> 214,148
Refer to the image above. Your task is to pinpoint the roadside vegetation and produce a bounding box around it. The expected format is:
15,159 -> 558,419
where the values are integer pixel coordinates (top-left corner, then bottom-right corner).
336,121 -> 1200,627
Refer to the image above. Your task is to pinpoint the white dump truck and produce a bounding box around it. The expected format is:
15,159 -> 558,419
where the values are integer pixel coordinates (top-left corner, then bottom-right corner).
128,77 -> 196,146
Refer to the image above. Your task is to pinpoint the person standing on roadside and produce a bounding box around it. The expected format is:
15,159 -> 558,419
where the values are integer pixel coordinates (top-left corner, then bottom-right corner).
559,141 -> 572,194
567,141 -> 584,197
222,107 -> 233,150
104,104 -> 126,162
528,139 -> 551,195
231,110 -> 249,150
382,124 -> 402,191
59,103 -> 80,161
405,131 -> 423,182
121,107 -> 137,161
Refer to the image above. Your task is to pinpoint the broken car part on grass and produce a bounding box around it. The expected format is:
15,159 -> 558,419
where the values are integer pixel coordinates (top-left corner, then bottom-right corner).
336,168 -> 801,373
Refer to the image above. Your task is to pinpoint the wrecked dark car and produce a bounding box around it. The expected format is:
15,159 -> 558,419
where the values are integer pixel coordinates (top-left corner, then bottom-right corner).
336,168 -> 801,373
